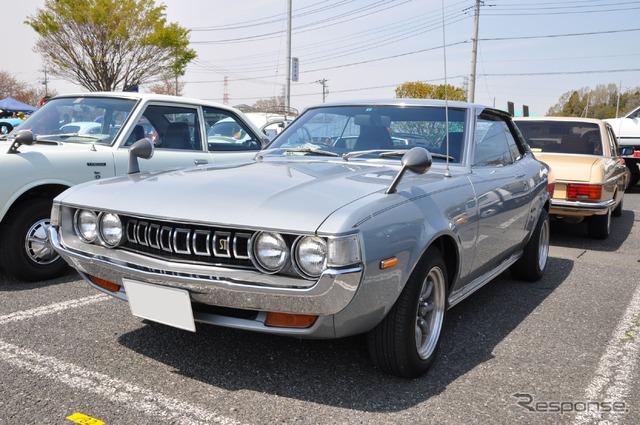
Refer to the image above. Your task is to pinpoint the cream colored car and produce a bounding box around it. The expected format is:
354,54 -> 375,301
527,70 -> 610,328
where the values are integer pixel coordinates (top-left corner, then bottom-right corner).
515,117 -> 628,239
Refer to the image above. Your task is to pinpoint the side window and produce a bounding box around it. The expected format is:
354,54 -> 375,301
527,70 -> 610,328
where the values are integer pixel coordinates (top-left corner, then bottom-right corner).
473,115 -> 520,167
204,107 -> 261,151
137,105 -> 201,151
607,126 -> 619,156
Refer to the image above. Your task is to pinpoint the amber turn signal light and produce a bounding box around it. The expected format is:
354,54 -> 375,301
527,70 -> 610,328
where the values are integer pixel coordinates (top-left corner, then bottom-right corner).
264,312 -> 318,328
380,257 -> 398,269
89,275 -> 121,293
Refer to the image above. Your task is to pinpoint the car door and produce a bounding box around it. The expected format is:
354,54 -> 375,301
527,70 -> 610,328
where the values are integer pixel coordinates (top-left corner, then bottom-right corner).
113,103 -> 214,174
202,106 -> 264,164
466,111 -> 532,282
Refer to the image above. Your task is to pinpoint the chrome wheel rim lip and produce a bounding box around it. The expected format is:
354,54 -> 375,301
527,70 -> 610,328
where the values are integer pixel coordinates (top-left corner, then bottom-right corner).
415,266 -> 446,359
25,218 -> 58,265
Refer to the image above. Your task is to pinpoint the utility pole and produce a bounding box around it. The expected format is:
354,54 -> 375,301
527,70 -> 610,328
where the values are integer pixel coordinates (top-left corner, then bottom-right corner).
41,64 -> 49,96
616,80 -> 622,118
285,0 -> 292,111
316,79 -> 328,102
468,0 -> 481,102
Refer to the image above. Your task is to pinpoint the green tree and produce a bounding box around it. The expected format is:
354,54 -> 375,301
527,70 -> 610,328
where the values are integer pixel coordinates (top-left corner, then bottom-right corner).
26,0 -> 197,92
395,81 -> 467,101
547,84 -> 640,118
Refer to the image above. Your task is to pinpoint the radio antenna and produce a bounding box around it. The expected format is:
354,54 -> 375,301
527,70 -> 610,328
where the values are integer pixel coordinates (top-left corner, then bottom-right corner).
441,0 -> 451,177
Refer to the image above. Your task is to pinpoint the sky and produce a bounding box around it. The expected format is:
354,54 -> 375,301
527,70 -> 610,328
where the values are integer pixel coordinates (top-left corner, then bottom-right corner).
4,0 -> 640,116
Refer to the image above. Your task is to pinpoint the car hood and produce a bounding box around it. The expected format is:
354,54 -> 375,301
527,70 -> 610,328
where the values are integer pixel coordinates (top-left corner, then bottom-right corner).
0,138 -> 111,153
57,159 -> 405,232
534,153 -> 599,182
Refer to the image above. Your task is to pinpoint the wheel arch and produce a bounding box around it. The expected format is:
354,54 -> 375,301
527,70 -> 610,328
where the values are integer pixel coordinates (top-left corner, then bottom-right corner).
1,184 -> 70,226
430,235 -> 459,295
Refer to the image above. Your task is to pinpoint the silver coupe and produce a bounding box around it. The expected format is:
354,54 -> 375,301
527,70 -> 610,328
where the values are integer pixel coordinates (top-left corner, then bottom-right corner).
50,99 -> 551,378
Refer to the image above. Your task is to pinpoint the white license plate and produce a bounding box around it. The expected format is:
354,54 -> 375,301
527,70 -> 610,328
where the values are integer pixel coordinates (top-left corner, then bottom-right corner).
123,279 -> 196,332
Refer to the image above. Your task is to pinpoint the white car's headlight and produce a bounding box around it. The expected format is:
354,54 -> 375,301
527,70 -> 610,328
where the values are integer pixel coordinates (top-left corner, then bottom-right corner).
293,236 -> 327,278
253,232 -> 289,273
99,213 -> 123,247
75,210 -> 98,243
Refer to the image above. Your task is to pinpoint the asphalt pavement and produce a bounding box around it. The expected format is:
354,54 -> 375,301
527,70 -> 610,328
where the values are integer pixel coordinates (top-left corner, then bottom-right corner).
1,188 -> 639,425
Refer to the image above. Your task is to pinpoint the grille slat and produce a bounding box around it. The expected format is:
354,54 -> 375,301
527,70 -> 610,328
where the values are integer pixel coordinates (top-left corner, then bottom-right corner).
123,217 -> 255,268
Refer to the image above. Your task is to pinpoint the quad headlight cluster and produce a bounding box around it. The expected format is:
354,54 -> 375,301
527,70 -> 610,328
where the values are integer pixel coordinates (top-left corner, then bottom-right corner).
74,210 -> 124,247
72,209 -> 361,280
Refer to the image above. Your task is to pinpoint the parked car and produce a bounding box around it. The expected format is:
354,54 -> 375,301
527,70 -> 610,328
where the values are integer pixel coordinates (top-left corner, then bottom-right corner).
515,117 -> 628,239
0,92 -> 268,282
604,106 -> 640,188
243,112 -> 296,141
50,99 -> 550,378
0,117 -> 24,134
59,121 -> 102,135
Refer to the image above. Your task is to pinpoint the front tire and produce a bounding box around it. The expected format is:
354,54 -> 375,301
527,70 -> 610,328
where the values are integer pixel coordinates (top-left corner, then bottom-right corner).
367,247 -> 448,378
510,209 -> 549,281
0,198 -> 70,282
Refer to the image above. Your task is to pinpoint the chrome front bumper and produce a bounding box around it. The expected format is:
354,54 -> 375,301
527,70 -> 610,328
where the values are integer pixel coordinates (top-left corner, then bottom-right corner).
50,227 -> 363,317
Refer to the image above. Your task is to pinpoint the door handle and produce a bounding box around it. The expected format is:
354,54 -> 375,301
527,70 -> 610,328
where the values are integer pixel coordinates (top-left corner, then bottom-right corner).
194,159 -> 209,165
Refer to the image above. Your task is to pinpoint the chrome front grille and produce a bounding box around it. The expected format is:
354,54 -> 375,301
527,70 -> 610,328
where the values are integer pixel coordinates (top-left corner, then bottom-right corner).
123,217 -> 255,268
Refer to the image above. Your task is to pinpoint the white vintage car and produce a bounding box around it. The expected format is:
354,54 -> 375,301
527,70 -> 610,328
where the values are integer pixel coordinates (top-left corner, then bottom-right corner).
50,99 -> 551,378
0,92 -> 267,282
605,105 -> 640,187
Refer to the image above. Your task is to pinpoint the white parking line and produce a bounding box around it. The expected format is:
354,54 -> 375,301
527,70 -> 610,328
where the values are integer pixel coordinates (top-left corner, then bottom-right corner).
0,294 -> 108,325
574,283 -> 640,424
0,340 -> 243,425
0,296 -> 244,424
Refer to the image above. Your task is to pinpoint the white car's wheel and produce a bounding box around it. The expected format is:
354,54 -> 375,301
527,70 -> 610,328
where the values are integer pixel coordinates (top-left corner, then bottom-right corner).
0,198 -> 70,282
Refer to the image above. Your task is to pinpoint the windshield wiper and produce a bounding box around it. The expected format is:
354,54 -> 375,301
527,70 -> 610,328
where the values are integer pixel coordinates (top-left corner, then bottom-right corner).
53,133 -> 101,141
345,149 -> 455,162
283,147 -> 340,157
343,149 -> 400,160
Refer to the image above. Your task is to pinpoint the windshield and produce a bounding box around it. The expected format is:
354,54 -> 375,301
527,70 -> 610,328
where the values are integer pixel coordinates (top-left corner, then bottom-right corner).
9,96 -> 138,144
266,105 -> 468,163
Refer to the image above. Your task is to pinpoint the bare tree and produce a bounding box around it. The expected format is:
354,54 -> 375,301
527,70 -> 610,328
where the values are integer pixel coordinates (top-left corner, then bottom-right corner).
148,75 -> 185,96
253,97 -> 286,113
26,0 -> 196,92
0,70 -> 53,106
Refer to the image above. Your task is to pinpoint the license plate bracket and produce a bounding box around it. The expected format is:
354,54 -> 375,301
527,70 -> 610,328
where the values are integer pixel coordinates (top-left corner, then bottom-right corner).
123,279 -> 196,332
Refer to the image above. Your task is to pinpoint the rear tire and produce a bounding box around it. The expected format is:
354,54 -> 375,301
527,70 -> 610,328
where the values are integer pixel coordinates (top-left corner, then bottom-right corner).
612,198 -> 623,217
510,209 -> 549,282
0,198 -> 70,282
367,247 -> 447,378
626,166 -> 639,189
587,208 -> 611,240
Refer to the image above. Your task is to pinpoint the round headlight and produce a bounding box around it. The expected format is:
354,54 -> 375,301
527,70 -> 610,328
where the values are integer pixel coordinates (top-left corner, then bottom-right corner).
99,213 -> 123,247
75,210 -> 98,243
253,232 -> 288,273
294,236 -> 327,278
